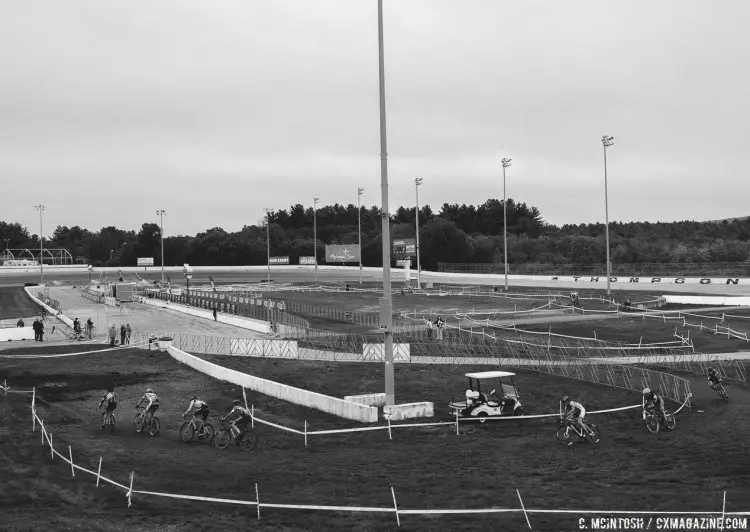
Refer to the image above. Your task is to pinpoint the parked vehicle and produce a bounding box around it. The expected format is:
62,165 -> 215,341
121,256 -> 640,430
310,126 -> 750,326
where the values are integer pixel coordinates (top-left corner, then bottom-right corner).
448,371 -> 524,422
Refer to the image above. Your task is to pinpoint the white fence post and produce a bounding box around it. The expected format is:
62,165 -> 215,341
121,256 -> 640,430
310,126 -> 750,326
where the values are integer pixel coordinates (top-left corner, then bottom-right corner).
255,483 -> 261,520
40,420 -> 45,445
304,420 -> 308,447
32,387 -> 36,432
387,416 -> 393,440
49,434 -> 54,459
127,472 -> 134,507
69,446 -> 75,477
96,456 -> 103,487
391,487 -> 401,528
251,405 -> 255,429
455,410 -> 460,436
517,488 -> 532,529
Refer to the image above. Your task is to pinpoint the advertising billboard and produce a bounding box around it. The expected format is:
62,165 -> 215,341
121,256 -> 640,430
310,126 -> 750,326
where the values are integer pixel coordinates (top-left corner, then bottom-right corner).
392,238 -> 416,258
137,257 -> 155,267
269,256 -> 290,265
325,245 -> 361,263
299,256 -> 317,265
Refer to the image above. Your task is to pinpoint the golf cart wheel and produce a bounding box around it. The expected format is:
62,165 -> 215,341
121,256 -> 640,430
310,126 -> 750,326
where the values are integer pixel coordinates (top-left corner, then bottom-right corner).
556,425 -> 574,446
644,412 -> 660,434
477,412 -> 489,424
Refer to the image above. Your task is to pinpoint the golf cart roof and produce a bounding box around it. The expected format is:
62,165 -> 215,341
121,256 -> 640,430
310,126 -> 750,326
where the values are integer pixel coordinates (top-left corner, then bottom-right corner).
465,371 -> 516,379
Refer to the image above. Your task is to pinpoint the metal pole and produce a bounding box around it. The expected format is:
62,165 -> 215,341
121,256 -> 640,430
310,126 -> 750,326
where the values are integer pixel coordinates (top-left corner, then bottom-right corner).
313,197 -> 319,282
265,209 -> 271,282
602,136 -> 614,295
377,0 -> 395,406
156,210 -> 166,284
35,205 -> 45,285
358,187 -> 364,285
414,177 -> 422,288
501,158 -> 512,291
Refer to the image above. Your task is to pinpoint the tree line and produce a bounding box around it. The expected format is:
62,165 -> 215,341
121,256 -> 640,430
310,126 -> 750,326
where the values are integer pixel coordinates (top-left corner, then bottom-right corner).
1,199 -> 749,269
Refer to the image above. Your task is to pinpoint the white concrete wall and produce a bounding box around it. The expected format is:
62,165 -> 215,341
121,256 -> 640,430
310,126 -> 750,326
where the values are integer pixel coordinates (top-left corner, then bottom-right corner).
23,287 -> 73,329
0,327 -> 36,342
344,393 -> 387,407
167,346 -> 378,423
383,402 -> 435,421
136,296 -> 271,334
662,295 -> 750,306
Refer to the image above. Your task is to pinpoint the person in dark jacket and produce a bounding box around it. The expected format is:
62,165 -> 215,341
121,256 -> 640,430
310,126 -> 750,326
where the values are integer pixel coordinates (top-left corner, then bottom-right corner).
120,324 -> 126,346
33,319 -> 40,341
17,317 -> 24,328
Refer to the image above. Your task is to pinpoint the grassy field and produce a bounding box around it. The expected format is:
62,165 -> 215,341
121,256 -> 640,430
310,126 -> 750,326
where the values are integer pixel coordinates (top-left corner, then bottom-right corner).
0,286 -> 43,320
1,345 -> 748,531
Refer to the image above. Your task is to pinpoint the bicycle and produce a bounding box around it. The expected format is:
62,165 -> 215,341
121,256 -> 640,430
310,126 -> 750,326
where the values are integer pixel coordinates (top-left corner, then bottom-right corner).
133,406 -> 161,436
67,330 -> 87,341
214,418 -> 257,451
643,407 -> 676,434
556,417 -> 601,446
100,407 -> 116,434
180,413 -> 215,443
710,382 -> 729,402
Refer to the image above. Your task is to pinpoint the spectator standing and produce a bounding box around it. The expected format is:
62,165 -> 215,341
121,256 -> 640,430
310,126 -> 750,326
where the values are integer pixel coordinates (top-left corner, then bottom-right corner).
17,317 -> 24,328
435,316 -> 445,340
33,319 -> 40,341
38,321 -> 45,342
126,323 -> 132,344
86,318 -> 94,339
426,319 -> 433,340
120,324 -> 126,345
108,324 -> 117,347
212,307 -> 217,321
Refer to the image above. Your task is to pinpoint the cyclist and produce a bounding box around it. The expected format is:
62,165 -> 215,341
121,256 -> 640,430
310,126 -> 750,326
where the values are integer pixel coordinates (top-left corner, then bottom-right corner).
184,395 -> 210,437
561,395 -> 592,436
707,368 -> 723,390
135,388 -> 160,431
73,318 -> 82,338
643,388 -> 667,422
221,399 -> 252,442
98,385 -> 117,429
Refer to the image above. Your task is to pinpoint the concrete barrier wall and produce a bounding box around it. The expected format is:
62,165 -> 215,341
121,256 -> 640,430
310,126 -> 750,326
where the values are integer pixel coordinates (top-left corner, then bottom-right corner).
0,327 -> 36,342
167,346 -> 378,423
383,402 -> 435,421
344,393 -> 387,407
136,296 -> 271,334
663,295 -> 750,306
23,287 -> 73,329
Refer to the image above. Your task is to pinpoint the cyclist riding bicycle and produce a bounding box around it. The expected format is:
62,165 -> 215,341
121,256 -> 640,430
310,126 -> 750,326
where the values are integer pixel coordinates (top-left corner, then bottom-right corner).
561,395 -> 592,436
98,386 -> 117,429
184,395 -> 210,436
707,368 -> 723,389
221,399 -> 252,441
73,318 -> 82,335
135,388 -> 160,431
643,388 -> 667,422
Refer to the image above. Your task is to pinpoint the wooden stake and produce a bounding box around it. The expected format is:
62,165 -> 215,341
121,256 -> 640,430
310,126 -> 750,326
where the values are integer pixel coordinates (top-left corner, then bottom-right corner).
50,434 -> 54,459
391,487 -> 401,527
387,416 -> 393,440
251,404 -> 255,429
69,446 -> 75,477
455,410 -> 460,436
127,472 -> 134,507
517,488 -> 532,530
304,420 -> 308,447
32,387 -> 36,432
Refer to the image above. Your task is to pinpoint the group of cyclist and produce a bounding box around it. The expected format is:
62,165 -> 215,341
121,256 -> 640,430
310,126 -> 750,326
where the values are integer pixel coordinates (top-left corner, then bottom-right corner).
98,387 -> 253,440
560,367 -> 726,435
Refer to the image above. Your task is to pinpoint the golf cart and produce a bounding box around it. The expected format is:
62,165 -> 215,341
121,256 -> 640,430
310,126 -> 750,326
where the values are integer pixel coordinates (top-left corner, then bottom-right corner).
448,371 -> 524,422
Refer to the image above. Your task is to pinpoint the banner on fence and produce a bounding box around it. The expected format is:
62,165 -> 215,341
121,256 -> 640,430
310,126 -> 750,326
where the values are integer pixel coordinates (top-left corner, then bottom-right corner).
299,256 -> 317,265
136,257 -> 154,267
325,245 -> 360,263
269,256 -> 290,265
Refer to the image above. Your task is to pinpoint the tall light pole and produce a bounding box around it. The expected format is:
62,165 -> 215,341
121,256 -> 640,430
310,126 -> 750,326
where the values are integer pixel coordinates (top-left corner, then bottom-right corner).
156,209 -> 166,284
414,177 -> 423,288
313,196 -> 320,282
358,187 -> 364,285
602,135 -> 615,295
34,205 -> 45,285
377,0 -> 395,406
501,158 -> 512,291
264,208 -> 272,283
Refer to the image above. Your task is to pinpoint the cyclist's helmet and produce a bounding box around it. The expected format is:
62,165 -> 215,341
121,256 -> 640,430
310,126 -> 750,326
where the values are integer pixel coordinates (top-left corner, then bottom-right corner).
642,387 -> 651,395
232,399 -> 241,406
561,395 -> 569,404
146,388 -> 153,394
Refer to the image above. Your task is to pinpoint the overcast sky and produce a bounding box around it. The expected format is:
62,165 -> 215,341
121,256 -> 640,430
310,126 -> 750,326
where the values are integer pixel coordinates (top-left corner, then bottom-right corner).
2,0 -> 748,237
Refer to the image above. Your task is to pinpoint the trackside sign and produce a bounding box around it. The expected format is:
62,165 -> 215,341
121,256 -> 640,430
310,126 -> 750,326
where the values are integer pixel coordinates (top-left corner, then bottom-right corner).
269,256 -> 290,265
325,245 -> 360,263
551,276 -> 742,285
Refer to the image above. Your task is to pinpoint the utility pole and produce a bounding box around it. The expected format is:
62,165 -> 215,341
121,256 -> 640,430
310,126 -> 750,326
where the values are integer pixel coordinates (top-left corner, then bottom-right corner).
501,158 -> 512,291
377,0 -> 395,406
358,187 -> 364,285
313,196 -> 320,282
34,205 -> 45,285
264,208 -> 272,283
414,177 -> 423,288
156,209 -> 166,284
602,135 -> 615,296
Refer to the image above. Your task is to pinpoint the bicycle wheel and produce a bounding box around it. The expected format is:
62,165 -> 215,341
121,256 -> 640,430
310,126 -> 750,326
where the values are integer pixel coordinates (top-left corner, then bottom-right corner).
239,431 -> 257,452
556,425 -> 574,446
585,424 -> 601,444
180,421 -> 195,442
108,414 -> 116,434
718,385 -> 729,402
214,428 -> 231,450
148,417 -> 160,436
133,414 -> 143,433
644,413 -> 660,434
199,423 -> 215,443
664,415 -> 676,431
